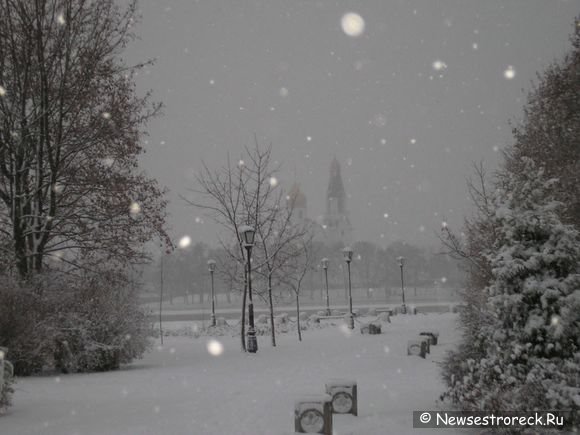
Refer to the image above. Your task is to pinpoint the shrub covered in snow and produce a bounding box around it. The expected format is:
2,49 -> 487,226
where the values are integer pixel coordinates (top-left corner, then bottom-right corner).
0,270 -> 153,376
0,350 -> 14,414
441,162 -> 580,428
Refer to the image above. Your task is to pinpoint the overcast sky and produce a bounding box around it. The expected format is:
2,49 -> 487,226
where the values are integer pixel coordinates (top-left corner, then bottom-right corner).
126,0 -> 579,249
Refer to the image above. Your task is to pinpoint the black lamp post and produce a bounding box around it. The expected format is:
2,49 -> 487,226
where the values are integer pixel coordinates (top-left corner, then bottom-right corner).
397,256 -> 407,314
342,247 -> 354,329
207,259 -> 217,327
240,225 -> 257,353
321,258 -> 330,316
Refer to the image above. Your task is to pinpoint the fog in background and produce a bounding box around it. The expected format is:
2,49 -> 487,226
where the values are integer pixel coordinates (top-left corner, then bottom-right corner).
126,0 -> 578,248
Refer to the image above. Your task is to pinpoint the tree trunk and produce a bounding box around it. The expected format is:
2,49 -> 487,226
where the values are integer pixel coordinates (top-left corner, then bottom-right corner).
296,293 -> 302,342
268,274 -> 276,347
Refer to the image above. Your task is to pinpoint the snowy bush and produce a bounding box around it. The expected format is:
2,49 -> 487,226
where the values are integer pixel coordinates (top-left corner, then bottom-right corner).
441,162 -> 580,428
0,349 -> 14,414
0,270 -> 153,376
0,376 -> 13,414
0,276 -> 60,375
274,313 -> 289,325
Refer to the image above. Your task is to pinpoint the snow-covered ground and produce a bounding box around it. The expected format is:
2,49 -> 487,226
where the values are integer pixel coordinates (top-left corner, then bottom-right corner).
2,313 -> 469,435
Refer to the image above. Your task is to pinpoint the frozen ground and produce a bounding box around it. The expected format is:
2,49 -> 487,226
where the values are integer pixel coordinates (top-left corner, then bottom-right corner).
2,313 -> 469,435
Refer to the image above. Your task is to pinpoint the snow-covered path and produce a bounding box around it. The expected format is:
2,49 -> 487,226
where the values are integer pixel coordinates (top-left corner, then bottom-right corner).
2,313 -> 468,435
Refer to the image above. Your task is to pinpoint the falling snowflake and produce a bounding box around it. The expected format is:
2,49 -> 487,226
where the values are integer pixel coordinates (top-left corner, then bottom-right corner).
129,202 -> 141,215
269,176 -> 278,187
178,235 -> 191,249
432,60 -> 447,71
419,225 -> 425,232
0,85 -> 6,97
238,159 -> 245,167
306,136 -> 312,142
194,216 -> 203,224
207,339 -> 224,356
279,87 -> 289,97
503,66 -> 516,80
341,12 -> 365,37
441,221 -> 448,228
209,79 -> 215,85
383,213 -> 389,218
441,277 -> 447,283
380,138 -> 387,145
551,315 -> 559,326
53,183 -> 64,194
472,42 -> 479,50
102,112 -> 111,120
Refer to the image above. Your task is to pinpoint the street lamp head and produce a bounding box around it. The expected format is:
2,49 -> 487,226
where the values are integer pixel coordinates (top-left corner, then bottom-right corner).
239,225 -> 256,247
397,256 -> 406,267
342,246 -> 353,263
321,257 -> 329,269
207,259 -> 216,272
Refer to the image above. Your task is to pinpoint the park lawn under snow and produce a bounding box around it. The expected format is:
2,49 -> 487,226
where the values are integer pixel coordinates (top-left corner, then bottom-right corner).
2,313 -> 469,435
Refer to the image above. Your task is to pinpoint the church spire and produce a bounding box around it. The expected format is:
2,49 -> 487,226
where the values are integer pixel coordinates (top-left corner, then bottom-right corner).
326,156 -> 346,215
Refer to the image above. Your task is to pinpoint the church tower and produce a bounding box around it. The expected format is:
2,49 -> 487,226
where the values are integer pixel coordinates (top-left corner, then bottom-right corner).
322,157 -> 352,246
287,183 -> 307,221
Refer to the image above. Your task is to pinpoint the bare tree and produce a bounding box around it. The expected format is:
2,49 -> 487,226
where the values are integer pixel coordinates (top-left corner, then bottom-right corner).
279,231 -> 315,342
185,141 -> 307,349
0,0 -> 169,278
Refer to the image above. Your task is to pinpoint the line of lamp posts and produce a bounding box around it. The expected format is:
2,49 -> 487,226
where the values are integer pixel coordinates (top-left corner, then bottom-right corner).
204,225 -> 408,354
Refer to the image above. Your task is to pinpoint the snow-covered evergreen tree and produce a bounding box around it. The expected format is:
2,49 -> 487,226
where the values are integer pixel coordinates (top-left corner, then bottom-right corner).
444,160 -> 580,427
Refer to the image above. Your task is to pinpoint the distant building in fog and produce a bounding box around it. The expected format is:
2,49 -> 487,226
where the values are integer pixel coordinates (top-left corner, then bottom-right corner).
287,183 -> 307,221
321,157 -> 353,246
287,157 -> 353,247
